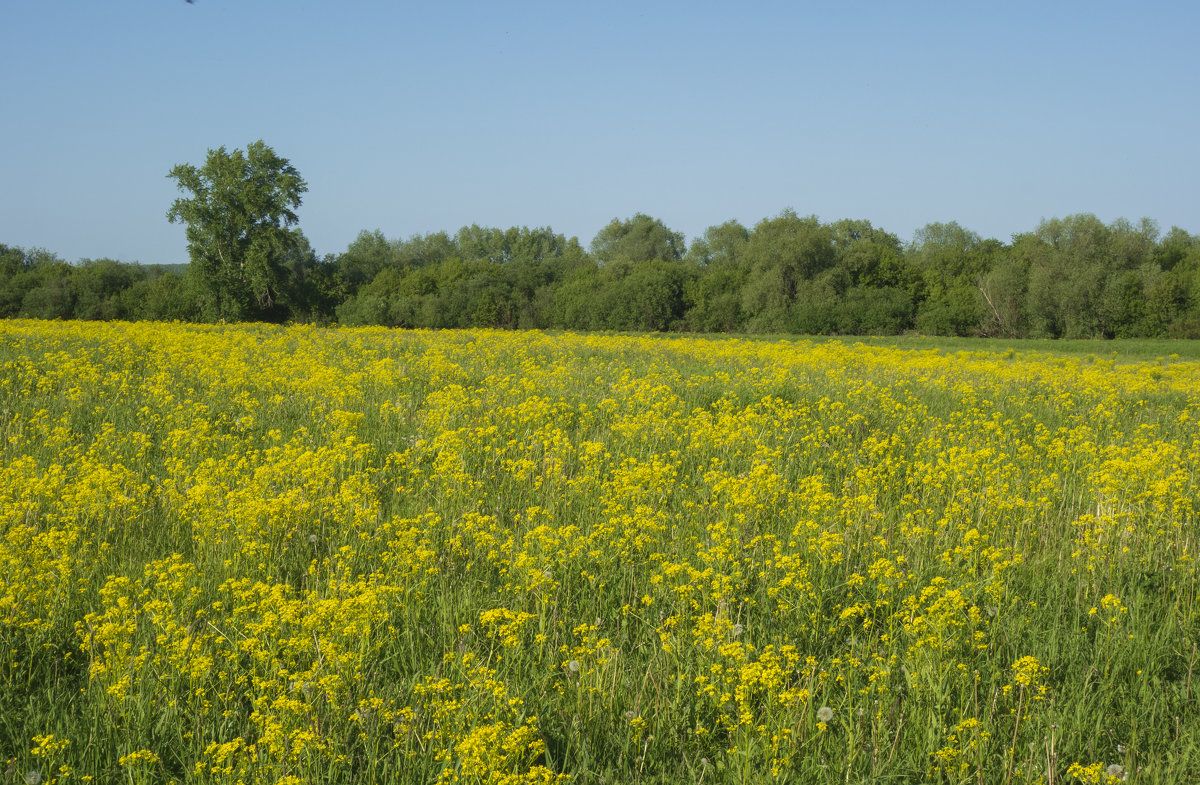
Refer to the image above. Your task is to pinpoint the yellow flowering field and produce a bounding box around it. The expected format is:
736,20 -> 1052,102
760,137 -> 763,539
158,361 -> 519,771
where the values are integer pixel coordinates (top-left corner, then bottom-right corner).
2,320 -> 1199,784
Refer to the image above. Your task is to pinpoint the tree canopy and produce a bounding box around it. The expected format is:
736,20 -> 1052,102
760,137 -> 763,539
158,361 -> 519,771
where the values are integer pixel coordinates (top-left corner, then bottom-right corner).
167,140 -> 307,321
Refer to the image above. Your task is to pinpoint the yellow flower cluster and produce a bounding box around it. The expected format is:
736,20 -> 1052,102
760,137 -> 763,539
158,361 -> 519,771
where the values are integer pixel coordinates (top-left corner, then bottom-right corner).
2,320 -> 1198,782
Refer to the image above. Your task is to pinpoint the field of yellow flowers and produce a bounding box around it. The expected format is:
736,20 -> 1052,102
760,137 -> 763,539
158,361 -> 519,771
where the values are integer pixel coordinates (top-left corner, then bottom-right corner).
2,320 -> 1199,784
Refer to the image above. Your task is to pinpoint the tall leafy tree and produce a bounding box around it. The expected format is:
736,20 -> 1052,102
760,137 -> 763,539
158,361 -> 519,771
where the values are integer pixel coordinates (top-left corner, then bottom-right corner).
683,221 -> 751,331
685,220 -> 750,269
336,229 -> 398,294
1018,214 -> 1159,338
0,245 -> 67,317
167,140 -> 307,321
740,210 -> 835,331
590,213 -> 685,265
977,250 -> 1029,337
909,221 -> 995,335
1156,226 -> 1198,272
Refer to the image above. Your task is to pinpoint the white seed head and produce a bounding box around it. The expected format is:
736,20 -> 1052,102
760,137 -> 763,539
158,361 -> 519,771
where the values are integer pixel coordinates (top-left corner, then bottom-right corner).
817,706 -> 835,723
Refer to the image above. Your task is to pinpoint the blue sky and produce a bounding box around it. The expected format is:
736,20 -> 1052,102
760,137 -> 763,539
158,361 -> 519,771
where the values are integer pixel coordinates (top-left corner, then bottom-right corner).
2,1 -> 1197,264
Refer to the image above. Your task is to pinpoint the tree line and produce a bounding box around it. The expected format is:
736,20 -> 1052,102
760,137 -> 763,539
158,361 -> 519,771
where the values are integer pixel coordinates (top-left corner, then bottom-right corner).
6,212 -> 1200,339
4,142 -> 1199,338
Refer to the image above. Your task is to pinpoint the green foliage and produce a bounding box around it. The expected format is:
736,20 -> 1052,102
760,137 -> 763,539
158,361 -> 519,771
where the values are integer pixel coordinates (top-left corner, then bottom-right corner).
977,253 -> 1029,337
741,211 -> 837,330
685,220 -> 750,269
909,221 -> 992,335
166,140 -> 308,321
1156,226 -> 1198,271
6,207 -> 1200,340
69,258 -> 139,320
684,265 -> 749,332
834,285 -> 913,334
1019,214 -> 1162,338
128,271 -> 205,321
604,260 -> 693,332
0,245 -> 68,318
590,213 -> 685,264
336,229 -> 398,294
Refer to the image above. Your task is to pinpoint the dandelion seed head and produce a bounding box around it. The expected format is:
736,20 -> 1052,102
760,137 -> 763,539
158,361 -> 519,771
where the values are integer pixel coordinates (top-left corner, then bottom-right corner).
1106,764 -> 1126,781
817,706 -> 834,723
307,534 -> 318,544
25,771 -> 42,785
731,623 -> 744,638
567,659 -> 580,673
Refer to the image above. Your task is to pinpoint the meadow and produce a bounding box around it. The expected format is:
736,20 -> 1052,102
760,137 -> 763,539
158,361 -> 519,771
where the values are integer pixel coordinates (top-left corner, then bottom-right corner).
1,320 -> 1198,784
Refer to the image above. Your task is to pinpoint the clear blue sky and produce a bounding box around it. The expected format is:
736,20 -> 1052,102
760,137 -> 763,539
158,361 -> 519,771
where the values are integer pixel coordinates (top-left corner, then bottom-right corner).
2,1 -> 1197,265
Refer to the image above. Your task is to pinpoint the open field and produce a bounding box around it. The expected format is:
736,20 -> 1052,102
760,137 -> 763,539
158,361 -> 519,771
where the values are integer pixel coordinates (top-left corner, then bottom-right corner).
2,320 -> 1199,784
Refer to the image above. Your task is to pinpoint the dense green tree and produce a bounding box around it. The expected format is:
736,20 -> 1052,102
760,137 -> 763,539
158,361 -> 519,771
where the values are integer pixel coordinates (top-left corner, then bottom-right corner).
70,258 -> 139,320
682,221 -> 751,331
456,225 -> 587,268
336,229 -> 398,294
454,225 -> 587,328
605,261 -> 692,332
591,214 -> 685,265
1107,217 -> 1160,269
277,230 -> 340,322
1019,214 -> 1160,338
1163,240 -> 1200,336
909,221 -> 994,335
435,262 -> 514,328
20,275 -> 76,320
550,265 -> 605,330
0,244 -> 30,281
829,220 -> 915,291
1100,270 -> 1151,338
334,224 -> 591,330
685,221 -> 750,269
336,265 -> 435,328
834,286 -> 913,334
977,250 -> 1029,337
167,140 -> 308,321
740,211 -> 835,331
392,232 -> 458,269
127,271 -> 204,322
684,266 -> 748,332
909,222 -> 986,277
790,276 -> 840,335
1155,227 -> 1198,271
0,246 -> 67,317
